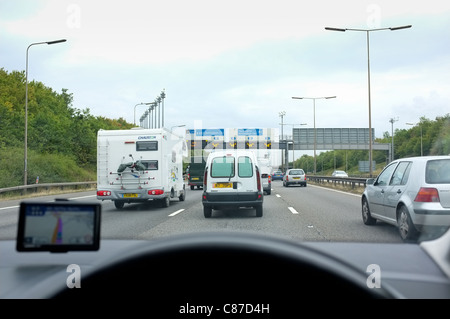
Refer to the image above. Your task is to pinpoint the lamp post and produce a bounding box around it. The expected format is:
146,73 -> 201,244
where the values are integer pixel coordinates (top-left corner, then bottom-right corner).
134,102 -> 152,126
279,111 -> 286,171
171,124 -> 186,133
282,123 -> 307,167
24,39 -> 66,185
325,25 -> 411,176
389,117 -> 398,161
160,89 -> 166,128
406,122 -> 423,156
291,96 -> 336,175
156,96 -> 162,128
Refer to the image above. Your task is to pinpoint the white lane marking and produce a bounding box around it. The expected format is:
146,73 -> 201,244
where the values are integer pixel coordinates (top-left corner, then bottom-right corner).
308,184 -> 361,198
0,195 -> 97,213
288,207 -> 299,214
0,205 -> 19,211
168,209 -> 185,217
68,195 -> 97,200
276,194 -> 281,197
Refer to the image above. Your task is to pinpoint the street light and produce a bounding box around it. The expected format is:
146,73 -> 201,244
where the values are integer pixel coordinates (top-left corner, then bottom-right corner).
160,89 -> 166,128
291,96 -> 336,174
24,39 -> 67,185
279,111 -> 286,171
282,123 -> 307,167
406,122 -> 423,156
325,25 -> 411,176
171,124 -> 186,132
389,117 -> 398,161
134,102 -> 152,126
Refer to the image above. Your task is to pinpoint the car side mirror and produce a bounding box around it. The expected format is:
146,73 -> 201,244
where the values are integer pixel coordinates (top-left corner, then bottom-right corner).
366,178 -> 375,186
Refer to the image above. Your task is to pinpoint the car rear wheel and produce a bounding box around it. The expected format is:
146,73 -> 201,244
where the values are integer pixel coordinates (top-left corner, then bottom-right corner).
179,188 -> 185,201
255,205 -> 263,217
161,196 -> 170,208
362,198 -> 376,225
203,206 -> 212,218
397,205 -> 419,242
114,201 -> 125,209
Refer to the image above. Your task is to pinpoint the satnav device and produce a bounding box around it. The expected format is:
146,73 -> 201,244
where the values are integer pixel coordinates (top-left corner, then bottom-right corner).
16,201 -> 101,252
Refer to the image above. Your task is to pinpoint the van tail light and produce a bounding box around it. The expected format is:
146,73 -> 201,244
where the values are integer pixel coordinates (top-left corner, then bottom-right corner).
414,187 -> 440,202
256,167 -> 261,192
268,175 -> 271,184
97,190 -> 111,196
148,189 -> 164,195
203,167 -> 208,187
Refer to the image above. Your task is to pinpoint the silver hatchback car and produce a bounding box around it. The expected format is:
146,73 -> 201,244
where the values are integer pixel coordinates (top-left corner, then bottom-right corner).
283,168 -> 307,187
361,156 -> 450,242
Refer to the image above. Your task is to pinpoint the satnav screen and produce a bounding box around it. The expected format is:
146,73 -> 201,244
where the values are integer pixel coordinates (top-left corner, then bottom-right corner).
22,203 -> 96,248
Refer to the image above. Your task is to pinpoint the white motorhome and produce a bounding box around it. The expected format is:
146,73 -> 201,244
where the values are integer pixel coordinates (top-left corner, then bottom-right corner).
97,127 -> 187,209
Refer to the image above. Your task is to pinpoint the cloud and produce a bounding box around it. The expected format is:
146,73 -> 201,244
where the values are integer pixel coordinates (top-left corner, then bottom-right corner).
1,0 -> 449,140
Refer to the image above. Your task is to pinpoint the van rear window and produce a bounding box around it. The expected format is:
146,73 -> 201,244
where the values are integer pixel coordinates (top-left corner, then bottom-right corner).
238,156 -> 253,177
211,156 -> 235,178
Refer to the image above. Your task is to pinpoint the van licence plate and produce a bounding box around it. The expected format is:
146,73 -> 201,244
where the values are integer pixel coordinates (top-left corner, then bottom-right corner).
213,182 -> 232,188
123,193 -> 138,198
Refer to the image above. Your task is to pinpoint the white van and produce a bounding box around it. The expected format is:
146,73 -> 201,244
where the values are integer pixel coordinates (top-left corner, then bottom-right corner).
202,150 -> 264,218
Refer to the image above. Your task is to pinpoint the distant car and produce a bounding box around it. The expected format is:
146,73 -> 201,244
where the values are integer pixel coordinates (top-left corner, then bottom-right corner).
260,172 -> 272,195
361,156 -> 450,242
332,170 -> 348,177
187,156 -> 206,190
271,170 -> 284,181
283,169 -> 307,187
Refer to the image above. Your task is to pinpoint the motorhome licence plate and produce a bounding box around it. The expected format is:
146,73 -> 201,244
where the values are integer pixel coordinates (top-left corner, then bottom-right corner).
123,193 -> 138,198
214,182 -> 232,188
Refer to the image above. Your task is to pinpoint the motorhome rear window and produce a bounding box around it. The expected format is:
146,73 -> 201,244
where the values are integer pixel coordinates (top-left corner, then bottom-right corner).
211,156 -> 235,178
140,160 -> 158,170
136,141 -> 158,151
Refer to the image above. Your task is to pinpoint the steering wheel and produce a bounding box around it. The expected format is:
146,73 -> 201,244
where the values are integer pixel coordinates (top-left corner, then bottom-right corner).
54,232 -> 397,310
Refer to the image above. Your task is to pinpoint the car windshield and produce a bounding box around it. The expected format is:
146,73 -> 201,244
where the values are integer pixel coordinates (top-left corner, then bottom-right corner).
1,0 -> 450,303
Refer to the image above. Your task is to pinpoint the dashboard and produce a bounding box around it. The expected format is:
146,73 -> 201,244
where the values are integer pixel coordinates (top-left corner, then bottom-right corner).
2,229 -> 450,313
1,193 -> 450,318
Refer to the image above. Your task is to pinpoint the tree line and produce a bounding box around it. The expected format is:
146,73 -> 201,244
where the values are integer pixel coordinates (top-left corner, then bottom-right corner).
1,67 -> 449,186
294,114 -> 450,176
0,68 -> 134,187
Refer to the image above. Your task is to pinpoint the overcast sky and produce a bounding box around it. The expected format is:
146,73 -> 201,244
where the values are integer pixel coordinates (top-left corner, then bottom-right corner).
1,0 -> 449,140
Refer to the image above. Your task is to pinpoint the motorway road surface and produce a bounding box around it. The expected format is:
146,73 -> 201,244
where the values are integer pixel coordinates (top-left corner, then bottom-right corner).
0,180 -> 403,243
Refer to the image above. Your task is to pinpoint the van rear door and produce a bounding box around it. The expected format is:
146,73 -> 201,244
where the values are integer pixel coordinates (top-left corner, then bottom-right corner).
209,154 -> 235,191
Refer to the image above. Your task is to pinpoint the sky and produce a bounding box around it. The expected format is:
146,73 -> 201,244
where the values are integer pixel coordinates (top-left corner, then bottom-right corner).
1,0 -> 450,143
